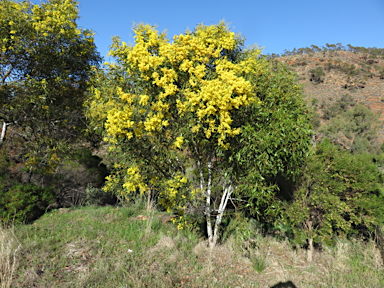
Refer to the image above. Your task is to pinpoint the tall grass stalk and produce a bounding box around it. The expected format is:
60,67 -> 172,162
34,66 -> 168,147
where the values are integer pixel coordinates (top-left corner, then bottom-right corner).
0,225 -> 21,288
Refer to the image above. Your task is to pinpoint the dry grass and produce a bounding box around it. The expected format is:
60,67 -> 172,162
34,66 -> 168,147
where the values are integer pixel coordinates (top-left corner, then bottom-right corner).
0,225 -> 21,288
250,236 -> 383,287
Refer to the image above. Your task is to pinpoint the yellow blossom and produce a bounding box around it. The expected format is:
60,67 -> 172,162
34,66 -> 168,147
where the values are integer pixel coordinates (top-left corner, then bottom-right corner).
174,136 -> 184,148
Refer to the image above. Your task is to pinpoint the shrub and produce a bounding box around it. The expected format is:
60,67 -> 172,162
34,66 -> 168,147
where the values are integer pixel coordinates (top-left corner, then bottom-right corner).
84,184 -> 116,206
285,139 -> 384,250
0,183 -> 55,224
320,103 -> 379,153
53,148 -> 109,207
309,67 -> 325,84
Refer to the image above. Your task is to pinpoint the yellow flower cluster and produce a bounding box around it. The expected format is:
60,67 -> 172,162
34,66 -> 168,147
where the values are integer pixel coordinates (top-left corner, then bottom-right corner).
105,106 -> 134,140
102,22 -> 261,149
174,136 -> 184,149
159,174 -> 188,213
1,0 -> 94,55
24,149 -> 61,175
172,216 -> 193,230
31,0 -> 82,38
102,87 -> 136,141
103,173 -> 125,199
122,165 -> 148,194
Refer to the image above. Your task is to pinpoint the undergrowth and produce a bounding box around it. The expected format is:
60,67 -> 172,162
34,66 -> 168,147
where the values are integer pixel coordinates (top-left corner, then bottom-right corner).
1,202 -> 383,288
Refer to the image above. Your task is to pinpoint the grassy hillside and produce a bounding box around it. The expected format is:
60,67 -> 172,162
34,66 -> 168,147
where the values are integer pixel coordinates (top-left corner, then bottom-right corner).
1,202 -> 383,288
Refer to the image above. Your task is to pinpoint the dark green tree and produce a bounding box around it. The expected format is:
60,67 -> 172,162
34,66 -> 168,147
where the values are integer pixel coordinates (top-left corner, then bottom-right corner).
285,139 -> 384,261
309,67 -> 325,84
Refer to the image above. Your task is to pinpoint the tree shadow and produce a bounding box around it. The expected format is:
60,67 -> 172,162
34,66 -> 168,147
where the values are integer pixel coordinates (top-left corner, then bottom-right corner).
270,280 -> 297,288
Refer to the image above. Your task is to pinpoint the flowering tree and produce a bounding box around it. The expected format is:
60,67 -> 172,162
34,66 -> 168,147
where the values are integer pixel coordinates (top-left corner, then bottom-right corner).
86,22 -> 311,247
0,0 -> 100,175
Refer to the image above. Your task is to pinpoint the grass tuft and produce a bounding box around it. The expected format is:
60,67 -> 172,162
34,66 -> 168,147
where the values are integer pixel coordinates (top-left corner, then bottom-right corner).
0,225 -> 21,288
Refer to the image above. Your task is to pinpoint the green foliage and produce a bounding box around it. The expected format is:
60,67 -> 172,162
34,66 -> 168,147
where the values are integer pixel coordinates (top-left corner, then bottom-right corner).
221,212 -> 261,243
311,112 -> 321,129
337,63 -> 360,76
251,253 -> 268,273
0,0 -> 103,219
322,94 -> 356,120
0,183 -> 55,224
231,60 -> 312,222
285,139 -> 384,247
84,184 -> 116,206
52,148 -> 112,207
73,148 -> 108,186
292,59 -> 308,67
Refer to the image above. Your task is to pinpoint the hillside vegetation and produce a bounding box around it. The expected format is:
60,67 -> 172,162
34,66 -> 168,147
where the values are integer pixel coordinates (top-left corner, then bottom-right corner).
1,1 -> 384,286
275,44 -> 384,146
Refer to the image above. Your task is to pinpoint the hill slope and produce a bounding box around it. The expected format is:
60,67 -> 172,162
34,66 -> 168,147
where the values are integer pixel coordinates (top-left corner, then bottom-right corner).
277,49 -> 384,145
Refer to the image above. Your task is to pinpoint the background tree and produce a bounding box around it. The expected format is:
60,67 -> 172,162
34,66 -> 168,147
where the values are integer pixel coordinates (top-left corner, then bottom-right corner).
309,67 -> 325,84
0,0 -> 101,177
86,22 -> 312,247
0,0 -> 102,221
285,139 -> 384,261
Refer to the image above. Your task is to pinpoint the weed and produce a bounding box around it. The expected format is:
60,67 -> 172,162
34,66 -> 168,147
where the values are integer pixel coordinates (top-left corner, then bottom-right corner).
251,253 -> 268,273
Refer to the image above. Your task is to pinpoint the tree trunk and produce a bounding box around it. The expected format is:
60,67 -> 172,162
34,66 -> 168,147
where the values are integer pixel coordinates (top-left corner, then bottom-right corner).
211,182 -> 232,248
305,219 -> 314,262
0,121 -> 7,144
307,238 -> 314,262
206,158 -> 214,248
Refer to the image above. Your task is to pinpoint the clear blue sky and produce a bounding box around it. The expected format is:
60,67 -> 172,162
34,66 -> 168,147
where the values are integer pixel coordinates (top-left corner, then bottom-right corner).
71,0 -> 384,59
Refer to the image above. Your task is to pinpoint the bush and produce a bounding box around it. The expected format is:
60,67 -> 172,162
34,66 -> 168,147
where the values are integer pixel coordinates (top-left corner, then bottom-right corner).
84,184 -> 116,206
321,94 -> 356,120
285,139 -> 384,249
0,183 -> 55,224
309,67 -> 325,84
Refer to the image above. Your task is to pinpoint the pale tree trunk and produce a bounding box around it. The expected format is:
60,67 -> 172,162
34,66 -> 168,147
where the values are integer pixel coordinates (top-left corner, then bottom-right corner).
199,152 -> 233,248
305,219 -> 314,262
211,181 -> 233,247
307,238 -> 314,262
0,121 -> 8,144
206,158 -> 214,248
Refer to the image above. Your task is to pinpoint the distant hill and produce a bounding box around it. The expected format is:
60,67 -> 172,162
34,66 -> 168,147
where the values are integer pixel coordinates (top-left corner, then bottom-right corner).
272,45 -> 384,149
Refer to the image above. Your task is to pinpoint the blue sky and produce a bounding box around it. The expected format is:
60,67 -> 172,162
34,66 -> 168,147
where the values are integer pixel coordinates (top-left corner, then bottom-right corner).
73,0 -> 384,60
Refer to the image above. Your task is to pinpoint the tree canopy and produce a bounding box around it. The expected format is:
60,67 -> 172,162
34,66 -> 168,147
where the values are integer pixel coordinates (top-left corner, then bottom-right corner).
86,22 -> 312,247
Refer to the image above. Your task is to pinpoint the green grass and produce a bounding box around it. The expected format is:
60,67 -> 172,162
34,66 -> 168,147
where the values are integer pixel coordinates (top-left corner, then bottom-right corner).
1,204 -> 383,287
